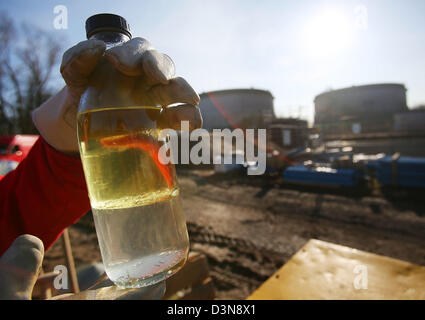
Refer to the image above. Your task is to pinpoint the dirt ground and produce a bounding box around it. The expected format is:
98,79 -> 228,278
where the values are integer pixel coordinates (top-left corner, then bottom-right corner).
42,169 -> 425,299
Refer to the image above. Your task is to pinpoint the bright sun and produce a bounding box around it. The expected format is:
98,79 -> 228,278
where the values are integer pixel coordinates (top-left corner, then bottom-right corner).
301,8 -> 353,58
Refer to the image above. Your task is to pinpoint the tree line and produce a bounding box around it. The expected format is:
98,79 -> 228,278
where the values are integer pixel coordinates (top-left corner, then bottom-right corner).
0,13 -> 62,135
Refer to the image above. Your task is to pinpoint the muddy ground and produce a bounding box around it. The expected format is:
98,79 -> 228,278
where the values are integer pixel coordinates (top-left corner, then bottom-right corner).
42,169 -> 425,299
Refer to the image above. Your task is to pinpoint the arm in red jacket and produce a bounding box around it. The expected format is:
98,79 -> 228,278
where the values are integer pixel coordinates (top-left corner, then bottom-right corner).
0,137 -> 90,255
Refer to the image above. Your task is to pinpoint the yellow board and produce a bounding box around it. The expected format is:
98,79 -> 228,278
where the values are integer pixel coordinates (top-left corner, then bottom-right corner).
248,239 -> 425,300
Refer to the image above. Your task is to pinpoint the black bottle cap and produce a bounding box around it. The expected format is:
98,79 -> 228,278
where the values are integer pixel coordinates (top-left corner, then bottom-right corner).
85,13 -> 131,39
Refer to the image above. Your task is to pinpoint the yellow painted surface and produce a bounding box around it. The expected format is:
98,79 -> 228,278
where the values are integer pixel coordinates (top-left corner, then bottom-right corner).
248,239 -> 425,300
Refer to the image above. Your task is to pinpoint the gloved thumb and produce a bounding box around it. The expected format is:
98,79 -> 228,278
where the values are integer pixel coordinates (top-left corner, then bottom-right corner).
0,235 -> 44,300
61,39 -> 106,89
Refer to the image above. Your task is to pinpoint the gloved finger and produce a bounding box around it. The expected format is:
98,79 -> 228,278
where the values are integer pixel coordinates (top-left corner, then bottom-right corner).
105,37 -> 153,77
158,103 -> 203,131
147,77 -> 200,107
106,38 -> 175,85
142,50 -> 176,85
61,39 -> 106,88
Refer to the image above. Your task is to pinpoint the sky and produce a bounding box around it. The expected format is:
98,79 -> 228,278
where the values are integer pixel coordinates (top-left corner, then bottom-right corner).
1,0 -> 425,124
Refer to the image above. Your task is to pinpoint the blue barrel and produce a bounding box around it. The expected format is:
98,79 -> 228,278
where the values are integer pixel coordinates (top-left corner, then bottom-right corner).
283,165 -> 361,187
370,156 -> 425,187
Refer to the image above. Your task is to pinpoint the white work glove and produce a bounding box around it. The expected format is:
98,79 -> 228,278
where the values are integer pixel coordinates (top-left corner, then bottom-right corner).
33,37 -> 202,154
0,235 -> 44,300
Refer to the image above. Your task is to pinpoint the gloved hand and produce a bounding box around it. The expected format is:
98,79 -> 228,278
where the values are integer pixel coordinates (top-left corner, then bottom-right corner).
0,234 -> 166,300
0,235 -> 44,300
32,37 -> 202,154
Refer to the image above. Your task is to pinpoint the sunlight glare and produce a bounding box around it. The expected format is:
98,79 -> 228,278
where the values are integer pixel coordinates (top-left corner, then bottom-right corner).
301,8 -> 353,58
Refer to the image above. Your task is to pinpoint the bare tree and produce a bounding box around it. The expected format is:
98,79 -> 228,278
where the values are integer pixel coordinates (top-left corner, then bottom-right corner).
0,12 -> 62,135
0,14 -> 15,134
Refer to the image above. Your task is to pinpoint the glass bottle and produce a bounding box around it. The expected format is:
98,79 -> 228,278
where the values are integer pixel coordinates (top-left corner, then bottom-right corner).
77,14 -> 189,288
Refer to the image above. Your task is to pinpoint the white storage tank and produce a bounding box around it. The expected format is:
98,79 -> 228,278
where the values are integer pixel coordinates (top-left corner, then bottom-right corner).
198,88 -> 275,131
314,83 -> 408,135
394,109 -> 425,132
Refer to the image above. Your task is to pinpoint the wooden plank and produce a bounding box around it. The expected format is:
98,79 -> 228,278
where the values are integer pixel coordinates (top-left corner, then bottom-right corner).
33,271 -> 59,299
180,278 -> 215,300
61,229 -> 80,293
49,283 -> 165,300
248,239 -> 425,300
35,271 -> 60,286
48,251 -> 215,300
164,252 -> 211,299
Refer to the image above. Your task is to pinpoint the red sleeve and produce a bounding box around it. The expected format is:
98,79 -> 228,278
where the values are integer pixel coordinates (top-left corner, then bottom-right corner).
0,137 -> 90,255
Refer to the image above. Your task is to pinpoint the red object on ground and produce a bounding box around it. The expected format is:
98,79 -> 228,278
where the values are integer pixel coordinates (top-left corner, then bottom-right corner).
0,135 -> 39,161
0,136 -> 90,256
0,135 -> 39,180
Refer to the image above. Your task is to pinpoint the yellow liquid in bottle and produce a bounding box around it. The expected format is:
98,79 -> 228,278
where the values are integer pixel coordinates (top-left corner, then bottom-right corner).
77,106 -> 189,288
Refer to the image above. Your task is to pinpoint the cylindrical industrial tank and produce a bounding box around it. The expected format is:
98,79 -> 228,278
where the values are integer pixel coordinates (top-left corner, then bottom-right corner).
314,83 -> 408,135
394,110 -> 425,132
198,89 -> 275,130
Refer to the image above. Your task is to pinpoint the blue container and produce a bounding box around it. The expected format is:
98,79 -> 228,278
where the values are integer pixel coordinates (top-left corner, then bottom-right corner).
283,165 -> 361,187
370,156 -> 425,188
